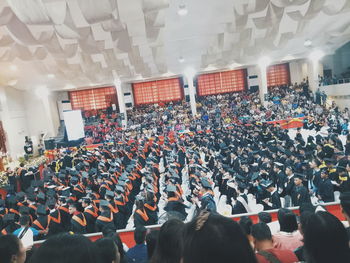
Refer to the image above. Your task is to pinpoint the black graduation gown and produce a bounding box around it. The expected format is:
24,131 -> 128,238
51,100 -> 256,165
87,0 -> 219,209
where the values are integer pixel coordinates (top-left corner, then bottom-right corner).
267,191 -> 282,210
84,207 -> 98,233
164,200 -> 187,220
200,194 -> 217,213
318,178 -> 334,203
95,212 -> 115,232
71,213 -> 87,234
292,185 -> 311,206
144,202 -> 158,225
48,209 -> 64,235
232,194 -> 248,215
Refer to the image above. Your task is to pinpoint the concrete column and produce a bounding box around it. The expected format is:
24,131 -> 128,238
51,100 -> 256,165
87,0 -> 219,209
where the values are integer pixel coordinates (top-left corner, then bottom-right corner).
308,60 -> 321,92
257,66 -> 268,107
185,69 -> 197,116
113,73 -> 127,127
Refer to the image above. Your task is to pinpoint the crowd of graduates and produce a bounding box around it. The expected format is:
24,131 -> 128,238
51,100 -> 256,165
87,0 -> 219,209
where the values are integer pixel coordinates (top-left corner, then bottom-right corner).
0,82 -> 350,262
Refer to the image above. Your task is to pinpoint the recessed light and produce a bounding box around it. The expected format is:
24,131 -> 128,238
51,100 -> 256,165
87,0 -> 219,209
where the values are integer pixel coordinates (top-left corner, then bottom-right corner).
178,4 -> 188,16
10,65 -> 17,71
47,74 -> 55,78
178,56 -> 185,63
304,39 -> 312,47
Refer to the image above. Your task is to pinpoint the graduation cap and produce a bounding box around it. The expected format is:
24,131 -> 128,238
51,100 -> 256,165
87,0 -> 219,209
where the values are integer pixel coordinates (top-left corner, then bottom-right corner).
145,185 -> 155,193
135,195 -> 145,202
100,200 -> 110,208
16,192 -> 26,201
46,189 -> 56,198
58,173 -> 66,180
81,171 -> 89,179
100,173 -> 109,179
119,180 -> 126,187
37,205 -> 47,215
46,198 -> 57,207
70,176 -> 79,184
3,214 -> 15,222
115,185 -> 125,193
274,162 -> 284,168
201,179 -> 212,189
235,174 -> 247,182
19,206 -> 30,214
105,190 -> 114,198
251,172 -> 260,181
237,181 -> 248,189
37,192 -> 46,200
0,199 -> 5,207
166,185 -> 177,193
88,168 -> 97,176
260,180 -> 274,189
60,187 -> 71,197
324,158 -> 335,164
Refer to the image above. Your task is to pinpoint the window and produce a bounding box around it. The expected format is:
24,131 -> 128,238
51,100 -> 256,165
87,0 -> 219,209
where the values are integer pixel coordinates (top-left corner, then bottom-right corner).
197,69 -> 247,96
132,78 -> 183,106
69,86 -> 118,111
267,63 -> 290,87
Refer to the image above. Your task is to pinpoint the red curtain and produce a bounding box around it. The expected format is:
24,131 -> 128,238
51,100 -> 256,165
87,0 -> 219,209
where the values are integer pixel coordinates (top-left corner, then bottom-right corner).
267,63 -> 290,87
69,86 -> 118,111
197,69 -> 247,96
132,78 -> 183,106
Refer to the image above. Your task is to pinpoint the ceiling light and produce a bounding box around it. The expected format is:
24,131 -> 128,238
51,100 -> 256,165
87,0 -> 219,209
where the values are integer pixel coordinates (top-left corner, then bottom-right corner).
178,56 -> 185,63
304,39 -> 312,47
258,56 -> 271,68
177,4 -> 188,16
47,74 -> 55,79
10,65 -> 17,71
309,49 -> 324,62
35,86 -> 49,99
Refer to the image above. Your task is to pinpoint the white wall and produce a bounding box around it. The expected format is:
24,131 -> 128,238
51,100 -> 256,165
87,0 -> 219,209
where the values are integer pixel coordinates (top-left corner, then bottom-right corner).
0,86 -> 61,158
0,87 -> 29,158
320,83 -> 350,110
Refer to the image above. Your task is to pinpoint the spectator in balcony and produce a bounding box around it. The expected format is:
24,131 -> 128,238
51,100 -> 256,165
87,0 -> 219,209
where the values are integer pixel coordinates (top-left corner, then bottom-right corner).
251,222 -> 298,263
150,219 -> 184,263
95,237 -> 120,263
126,226 -> 148,263
0,235 -> 27,263
303,211 -> 350,263
273,208 -> 303,251
29,233 -> 99,263
182,211 -> 257,263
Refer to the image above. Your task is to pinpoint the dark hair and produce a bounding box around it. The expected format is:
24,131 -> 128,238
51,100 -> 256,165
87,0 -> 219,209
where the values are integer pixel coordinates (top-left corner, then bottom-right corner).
251,223 -> 272,241
134,226 -> 147,244
0,235 -> 21,263
29,233 -> 99,263
239,216 -> 253,235
146,230 -> 159,260
151,219 -> 184,263
183,212 -> 257,263
303,211 -> 350,263
258,212 -> 272,223
95,238 -> 119,263
19,215 -> 30,226
339,192 -> 350,217
103,231 -> 125,262
299,203 -> 316,214
277,208 -> 298,233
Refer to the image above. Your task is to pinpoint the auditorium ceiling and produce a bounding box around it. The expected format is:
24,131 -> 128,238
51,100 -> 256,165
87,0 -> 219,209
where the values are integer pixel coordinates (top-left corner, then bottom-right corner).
0,0 -> 350,90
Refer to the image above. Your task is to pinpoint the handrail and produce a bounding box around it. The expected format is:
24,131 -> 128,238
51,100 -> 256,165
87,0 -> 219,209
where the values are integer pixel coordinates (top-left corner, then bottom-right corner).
321,78 -> 350,86
33,201 -> 342,246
